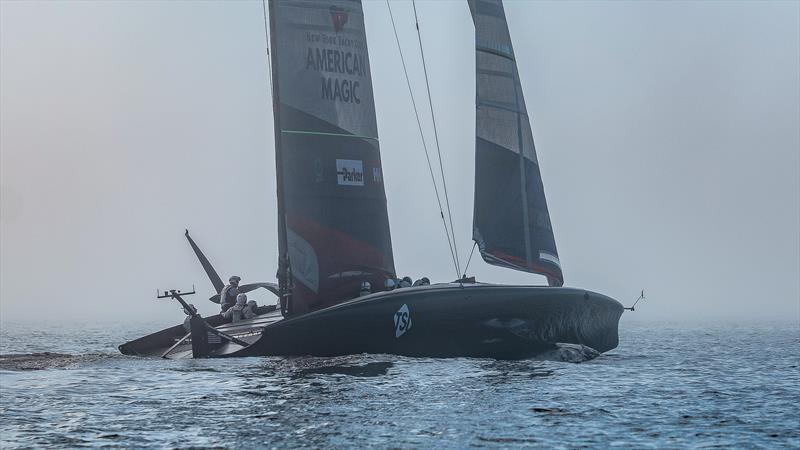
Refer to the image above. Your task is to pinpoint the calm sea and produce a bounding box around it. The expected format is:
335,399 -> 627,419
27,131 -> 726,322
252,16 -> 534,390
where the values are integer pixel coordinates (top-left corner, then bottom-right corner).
0,320 -> 798,449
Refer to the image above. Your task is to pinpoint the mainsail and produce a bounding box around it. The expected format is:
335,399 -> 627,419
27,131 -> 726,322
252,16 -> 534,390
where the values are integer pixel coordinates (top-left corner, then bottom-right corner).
469,0 -> 563,286
269,0 -> 395,315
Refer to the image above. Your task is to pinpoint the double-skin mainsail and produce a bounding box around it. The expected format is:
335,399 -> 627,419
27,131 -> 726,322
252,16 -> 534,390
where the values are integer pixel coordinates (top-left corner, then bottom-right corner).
269,0 -> 395,315
469,0 -> 564,286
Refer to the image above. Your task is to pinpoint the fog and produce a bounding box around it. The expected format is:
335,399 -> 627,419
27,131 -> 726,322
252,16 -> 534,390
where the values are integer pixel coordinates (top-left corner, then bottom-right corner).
1,0 -> 798,325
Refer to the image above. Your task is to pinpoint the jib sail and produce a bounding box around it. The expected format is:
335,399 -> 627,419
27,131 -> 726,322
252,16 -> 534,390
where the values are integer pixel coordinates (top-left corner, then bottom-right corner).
269,0 -> 395,315
469,0 -> 563,286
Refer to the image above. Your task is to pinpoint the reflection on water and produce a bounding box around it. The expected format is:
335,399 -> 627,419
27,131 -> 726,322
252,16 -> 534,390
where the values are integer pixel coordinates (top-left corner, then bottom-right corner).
0,322 -> 798,448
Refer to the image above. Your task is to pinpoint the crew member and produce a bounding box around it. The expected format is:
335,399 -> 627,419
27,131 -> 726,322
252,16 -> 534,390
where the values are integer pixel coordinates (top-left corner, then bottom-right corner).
413,277 -> 430,287
399,276 -> 413,288
182,304 -> 196,333
223,293 -> 248,323
360,281 -> 372,297
384,278 -> 396,291
220,275 -> 241,312
242,300 -> 259,320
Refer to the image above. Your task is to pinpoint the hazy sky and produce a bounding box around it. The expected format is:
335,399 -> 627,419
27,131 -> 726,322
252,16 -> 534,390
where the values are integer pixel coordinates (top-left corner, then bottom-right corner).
1,0 -> 798,325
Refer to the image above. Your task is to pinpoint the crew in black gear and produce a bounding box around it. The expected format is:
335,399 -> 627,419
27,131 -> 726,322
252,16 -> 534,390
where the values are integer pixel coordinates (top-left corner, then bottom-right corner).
220,275 -> 241,312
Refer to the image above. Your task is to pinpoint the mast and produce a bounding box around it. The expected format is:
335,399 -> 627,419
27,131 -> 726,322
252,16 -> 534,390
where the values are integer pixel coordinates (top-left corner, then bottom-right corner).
513,78 -> 533,268
267,0 -> 292,316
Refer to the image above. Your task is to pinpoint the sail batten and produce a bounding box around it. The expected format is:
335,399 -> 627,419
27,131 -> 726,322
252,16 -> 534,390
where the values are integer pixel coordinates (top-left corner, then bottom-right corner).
281,129 -> 379,141
470,0 -> 564,287
269,0 -> 395,315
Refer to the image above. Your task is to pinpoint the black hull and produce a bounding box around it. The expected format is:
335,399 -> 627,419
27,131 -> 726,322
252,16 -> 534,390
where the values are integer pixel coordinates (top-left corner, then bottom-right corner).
120,284 -> 623,360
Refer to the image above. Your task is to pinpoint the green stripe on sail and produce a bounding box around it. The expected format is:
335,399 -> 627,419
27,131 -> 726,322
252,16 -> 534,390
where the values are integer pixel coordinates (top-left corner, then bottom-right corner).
281,129 -> 379,142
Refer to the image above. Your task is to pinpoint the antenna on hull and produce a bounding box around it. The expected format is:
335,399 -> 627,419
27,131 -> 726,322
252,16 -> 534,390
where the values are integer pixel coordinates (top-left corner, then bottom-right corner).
624,290 -> 646,311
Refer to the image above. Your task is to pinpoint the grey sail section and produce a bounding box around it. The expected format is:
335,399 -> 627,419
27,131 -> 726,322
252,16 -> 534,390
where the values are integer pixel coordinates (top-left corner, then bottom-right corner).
269,0 -> 395,315
469,0 -> 563,286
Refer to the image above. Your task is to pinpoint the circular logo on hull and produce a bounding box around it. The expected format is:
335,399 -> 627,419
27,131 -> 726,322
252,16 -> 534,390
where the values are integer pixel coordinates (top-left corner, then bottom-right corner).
394,304 -> 412,338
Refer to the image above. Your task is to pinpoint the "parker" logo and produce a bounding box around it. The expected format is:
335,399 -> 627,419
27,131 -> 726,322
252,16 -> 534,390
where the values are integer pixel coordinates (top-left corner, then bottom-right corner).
336,159 -> 364,186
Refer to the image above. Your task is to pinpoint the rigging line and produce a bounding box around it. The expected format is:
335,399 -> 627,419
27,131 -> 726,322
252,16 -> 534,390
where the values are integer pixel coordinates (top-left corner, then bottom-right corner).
261,0 -> 273,91
462,241 -> 478,278
412,0 -> 461,277
386,0 -> 459,277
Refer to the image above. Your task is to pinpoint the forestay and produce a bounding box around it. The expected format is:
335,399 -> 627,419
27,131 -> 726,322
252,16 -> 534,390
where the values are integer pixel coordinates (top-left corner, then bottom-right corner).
469,0 -> 563,286
269,0 -> 395,314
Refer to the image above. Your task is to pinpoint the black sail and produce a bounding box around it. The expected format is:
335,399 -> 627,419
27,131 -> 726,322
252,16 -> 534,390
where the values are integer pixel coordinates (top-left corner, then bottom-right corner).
269,0 -> 395,314
469,0 -> 563,286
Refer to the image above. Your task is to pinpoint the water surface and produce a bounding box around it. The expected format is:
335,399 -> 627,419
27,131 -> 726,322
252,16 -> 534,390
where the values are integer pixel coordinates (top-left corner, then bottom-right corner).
1,321 -> 798,448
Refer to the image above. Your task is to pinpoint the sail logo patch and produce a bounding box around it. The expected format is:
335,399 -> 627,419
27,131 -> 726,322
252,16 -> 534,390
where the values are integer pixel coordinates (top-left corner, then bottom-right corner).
336,159 -> 364,186
539,251 -> 561,268
329,6 -> 348,32
394,304 -> 412,338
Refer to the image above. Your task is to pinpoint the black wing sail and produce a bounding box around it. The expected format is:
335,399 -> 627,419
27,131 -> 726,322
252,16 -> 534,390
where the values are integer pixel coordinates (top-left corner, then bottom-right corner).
469,0 -> 563,286
269,0 -> 395,314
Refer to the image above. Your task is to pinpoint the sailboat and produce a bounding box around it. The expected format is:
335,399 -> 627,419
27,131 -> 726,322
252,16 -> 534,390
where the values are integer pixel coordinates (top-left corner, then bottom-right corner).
119,0 -> 624,360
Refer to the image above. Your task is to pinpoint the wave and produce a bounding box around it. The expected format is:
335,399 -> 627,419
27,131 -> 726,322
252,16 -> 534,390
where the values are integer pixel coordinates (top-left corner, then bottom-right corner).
533,343 -> 601,363
0,352 -> 112,371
